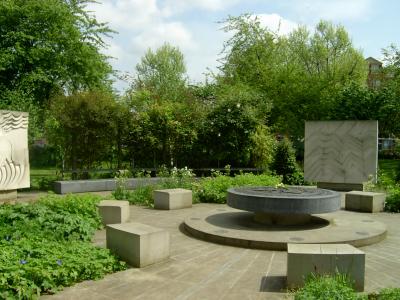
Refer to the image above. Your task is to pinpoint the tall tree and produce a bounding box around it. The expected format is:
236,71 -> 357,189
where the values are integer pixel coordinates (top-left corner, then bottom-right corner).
130,43 -> 187,107
218,15 -> 367,138
0,0 -> 113,107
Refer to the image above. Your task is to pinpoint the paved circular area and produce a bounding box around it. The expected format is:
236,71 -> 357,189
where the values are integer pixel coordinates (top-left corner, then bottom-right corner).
184,206 -> 387,250
41,202 -> 400,300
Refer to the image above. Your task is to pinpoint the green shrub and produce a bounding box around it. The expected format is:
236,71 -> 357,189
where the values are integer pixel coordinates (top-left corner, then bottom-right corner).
194,174 -> 233,203
0,194 -> 126,298
370,288 -> 400,300
112,167 -> 196,206
294,274 -> 362,300
194,173 -> 281,203
271,137 -> 304,185
385,188 -> 400,212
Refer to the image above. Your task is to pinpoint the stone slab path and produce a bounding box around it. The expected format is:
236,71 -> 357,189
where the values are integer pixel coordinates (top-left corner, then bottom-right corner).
41,203 -> 400,300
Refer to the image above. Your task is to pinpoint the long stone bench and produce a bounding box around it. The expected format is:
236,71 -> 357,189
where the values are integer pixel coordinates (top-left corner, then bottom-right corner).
106,222 -> 169,268
54,177 -> 164,194
97,200 -> 130,225
287,243 -> 365,291
345,191 -> 386,213
154,188 -> 192,210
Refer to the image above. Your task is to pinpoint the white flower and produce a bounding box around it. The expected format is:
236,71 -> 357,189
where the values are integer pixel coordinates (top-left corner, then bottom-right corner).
218,133 -> 221,137
236,103 -> 241,108
227,108 -> 231,112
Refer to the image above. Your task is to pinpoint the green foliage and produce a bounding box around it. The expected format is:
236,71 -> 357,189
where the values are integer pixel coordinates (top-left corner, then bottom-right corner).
218,16 -> 366,138
0,0 -> 113,105
0,194 -> 126,298
0,239 -> 124,299
384,188 -> 400,212
194,172 -> 281,203
271,138 -> 304,185
46,91 -> 129,172
250,125 -> 277,169
112,167 -> 196,206
294,274 -> 361,300
368,288 -> 400,300
199,94 -> 260,166
132,43 -> 187,104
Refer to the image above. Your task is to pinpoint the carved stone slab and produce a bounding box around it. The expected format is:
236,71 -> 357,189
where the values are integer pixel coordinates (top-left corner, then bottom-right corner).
304,120 -> 378,184
0,110 -> 30,190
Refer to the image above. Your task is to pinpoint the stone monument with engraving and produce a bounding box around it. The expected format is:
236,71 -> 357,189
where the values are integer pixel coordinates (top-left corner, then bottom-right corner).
0,110 -> 30,202
304,120 -> 378,191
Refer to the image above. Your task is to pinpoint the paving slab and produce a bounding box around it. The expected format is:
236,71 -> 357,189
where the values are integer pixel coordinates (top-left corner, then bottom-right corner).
41,202 -> 400,300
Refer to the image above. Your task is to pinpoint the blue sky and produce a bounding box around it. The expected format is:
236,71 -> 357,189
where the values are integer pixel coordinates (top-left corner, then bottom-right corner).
87,0 -> 400,93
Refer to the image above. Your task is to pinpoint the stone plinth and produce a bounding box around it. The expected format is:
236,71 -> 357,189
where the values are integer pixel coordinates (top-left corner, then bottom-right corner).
0,190 -> 17,204
154,188 -> 192,210
106,222 -> 169,267
345,191 -> 386,213
287,243 -> 365,291
98,200 -> 130,225
304,120 -> 378,186
54,177 -> 164,194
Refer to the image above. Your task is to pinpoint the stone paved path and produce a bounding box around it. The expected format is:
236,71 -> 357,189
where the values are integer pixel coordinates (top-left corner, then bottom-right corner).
41,203 -> 400,300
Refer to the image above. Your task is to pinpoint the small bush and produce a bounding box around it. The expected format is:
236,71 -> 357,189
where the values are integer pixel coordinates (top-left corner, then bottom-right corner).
385,188 -> 400,212
294,274 -> 361,300
271,137 -> 304,185
369,288 -> 400,300
194,172 -> 281,203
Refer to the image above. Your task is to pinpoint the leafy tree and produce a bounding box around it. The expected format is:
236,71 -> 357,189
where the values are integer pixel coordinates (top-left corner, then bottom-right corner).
45,91 -> 122,175
271,137 -> 304,185
218,15 -> 367,138
130,43 -> 187,105
199,94 -> 260,167
0,0 -> 113,105
250,125 -> 276,170
0,0 -> 114,144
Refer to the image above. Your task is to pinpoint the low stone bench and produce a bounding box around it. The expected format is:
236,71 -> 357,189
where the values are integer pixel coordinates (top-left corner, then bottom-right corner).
106,222 -> 169,267
153,188 -> 192,210
97,200 -> 130,225
287,243 -> 365,291
345,191 -> 386,213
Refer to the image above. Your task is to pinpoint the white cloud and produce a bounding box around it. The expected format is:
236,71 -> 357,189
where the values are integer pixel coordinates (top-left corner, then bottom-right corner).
86,0 -> 162,30
289,0 -> 372,22
161,0 -> 241,15
131,22 -> 195,53
254,14 -> 299,35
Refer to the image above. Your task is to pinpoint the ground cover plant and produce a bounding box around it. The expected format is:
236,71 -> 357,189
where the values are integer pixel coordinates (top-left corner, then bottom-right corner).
293,274 -> 400,300
366,160 -> 400,212
0,194 -> 126,299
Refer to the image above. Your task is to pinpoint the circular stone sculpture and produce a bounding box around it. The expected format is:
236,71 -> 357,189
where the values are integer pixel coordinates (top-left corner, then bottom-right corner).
227,186 -> 341,225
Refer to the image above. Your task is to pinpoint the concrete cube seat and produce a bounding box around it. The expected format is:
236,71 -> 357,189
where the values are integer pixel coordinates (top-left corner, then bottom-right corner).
106,222 -> 169,267
153,188 -> 192,210
345,191 -> 386,213
287,243 -> 365,291
97,200 -> 130,225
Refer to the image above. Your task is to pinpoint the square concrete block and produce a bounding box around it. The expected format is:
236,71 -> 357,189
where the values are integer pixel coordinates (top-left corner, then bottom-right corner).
287,243 -> 365,291
106,222 -> 170,267
345,191 -> 386,212
153,188 -> 192,210
97,200 -> 130,225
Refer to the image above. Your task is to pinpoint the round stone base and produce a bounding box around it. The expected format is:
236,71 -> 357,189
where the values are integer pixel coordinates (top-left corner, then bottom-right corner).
254,212 -> 311,225
184,206 -> 387,250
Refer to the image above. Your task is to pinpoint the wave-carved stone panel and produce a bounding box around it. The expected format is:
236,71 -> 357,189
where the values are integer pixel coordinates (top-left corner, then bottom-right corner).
0,110 -> 30,190
304,120 -> 378,184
